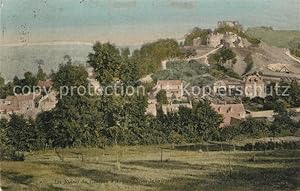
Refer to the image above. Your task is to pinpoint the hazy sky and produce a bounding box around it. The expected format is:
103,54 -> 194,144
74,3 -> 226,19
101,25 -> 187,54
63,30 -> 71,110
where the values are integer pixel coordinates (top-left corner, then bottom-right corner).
1,0 -> 299,45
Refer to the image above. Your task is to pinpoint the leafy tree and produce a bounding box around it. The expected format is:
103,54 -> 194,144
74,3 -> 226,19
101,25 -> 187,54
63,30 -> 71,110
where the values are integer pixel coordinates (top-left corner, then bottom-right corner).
37,95 -> 106,148
87,42 -> 122,85
0,82 -> 14,99
239,118 -> 269,138
156,90 -> 168,104
23,72 -> 38,88
6,114 -> 39,151
270,100 -> 295,136
0,74 -> 4,87
38,57 -> 104,148
289,38 -> 300,57
243,53 -> 254,75
191,100 -> 223,141
37,66 -> 47,81
120,59 -> 139,86
131,39 -> 181,77
52,60 -> 88,94
12,72 -> 38,93
184,28 -> 212,46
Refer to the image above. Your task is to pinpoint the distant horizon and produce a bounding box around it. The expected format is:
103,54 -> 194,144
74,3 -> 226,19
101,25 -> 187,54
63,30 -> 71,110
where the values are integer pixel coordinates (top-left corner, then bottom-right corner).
0,25 -> 299,48
1,0 -> 299,45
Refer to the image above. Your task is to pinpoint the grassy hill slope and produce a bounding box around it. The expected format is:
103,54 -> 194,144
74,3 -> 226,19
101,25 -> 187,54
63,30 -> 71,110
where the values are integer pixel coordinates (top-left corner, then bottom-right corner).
246,27 -> 300,48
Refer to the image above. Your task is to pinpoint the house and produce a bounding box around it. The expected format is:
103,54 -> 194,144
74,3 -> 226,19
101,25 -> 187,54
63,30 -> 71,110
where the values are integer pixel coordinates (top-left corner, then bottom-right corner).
211,103 -> 246,127
267,63 -> 292,73
0,92 -> 57,119
146,99 -> 157,117
154,80 -> 183,100
37,80 -> 53,89
243,73 -> 266,99
213,78 -> 243,95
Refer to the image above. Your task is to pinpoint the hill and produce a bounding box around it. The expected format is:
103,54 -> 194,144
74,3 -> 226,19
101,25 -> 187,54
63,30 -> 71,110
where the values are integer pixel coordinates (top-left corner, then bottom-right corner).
245,27 -> 300,48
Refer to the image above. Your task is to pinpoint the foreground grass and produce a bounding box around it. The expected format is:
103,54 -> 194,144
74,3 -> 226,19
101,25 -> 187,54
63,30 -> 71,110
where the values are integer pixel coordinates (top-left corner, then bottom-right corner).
1,145 -> 299,191
245,28 -> 300,48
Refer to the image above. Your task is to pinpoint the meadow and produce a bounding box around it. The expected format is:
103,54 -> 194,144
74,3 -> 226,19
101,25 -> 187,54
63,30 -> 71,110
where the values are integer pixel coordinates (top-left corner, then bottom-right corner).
1,145 -> 299,191
245,28 -> 300,48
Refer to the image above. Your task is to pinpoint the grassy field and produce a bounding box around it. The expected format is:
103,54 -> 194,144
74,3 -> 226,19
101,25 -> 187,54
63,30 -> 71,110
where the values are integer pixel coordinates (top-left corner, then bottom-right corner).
245,28 -> 300,48
0,145 -> 299,191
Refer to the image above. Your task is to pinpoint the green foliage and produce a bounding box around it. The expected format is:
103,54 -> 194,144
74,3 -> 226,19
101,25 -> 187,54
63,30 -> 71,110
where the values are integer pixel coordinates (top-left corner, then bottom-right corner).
4,114 -> 42,151
211,47 -> 236,64
0,81 -> 14,99
243,53 -> 254,75
246,27 -> 300,48
289,38 -> 300,57
0,74 -> 4,87
37,96 -> 107,148
152,60 -> 214,86
13,72 -> 38,93
215,25 -> 241,34
184,28 -> 212,46
131,39 -> 181,77
245,36 -> 261,46
88,42 -> 122,85
242,141 -> 299,151
88,43 -> 139,85
37,66 -> 47,81
207,47 -> 241,79
52,60 -> 89,94
218,118 -> 270,141
156,90 -> 168,105
244,80 -> 300,111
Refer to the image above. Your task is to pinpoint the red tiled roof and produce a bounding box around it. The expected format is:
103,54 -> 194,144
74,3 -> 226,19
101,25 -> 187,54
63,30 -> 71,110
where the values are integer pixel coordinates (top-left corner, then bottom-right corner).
157,80 -> 182,86
6,94 -> 35,102
211,103 -> 245,127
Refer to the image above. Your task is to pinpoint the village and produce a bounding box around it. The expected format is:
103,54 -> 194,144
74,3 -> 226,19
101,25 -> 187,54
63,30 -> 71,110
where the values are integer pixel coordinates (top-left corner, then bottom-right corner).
1,21 -> 300,129
1,0 -> 300,188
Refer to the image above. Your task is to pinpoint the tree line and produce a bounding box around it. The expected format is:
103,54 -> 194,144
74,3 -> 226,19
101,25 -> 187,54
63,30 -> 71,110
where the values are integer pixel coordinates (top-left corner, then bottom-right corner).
1,42 -> 300,160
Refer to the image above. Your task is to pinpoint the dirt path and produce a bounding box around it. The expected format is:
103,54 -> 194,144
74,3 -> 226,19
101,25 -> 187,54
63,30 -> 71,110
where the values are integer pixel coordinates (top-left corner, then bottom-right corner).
286,50 -> 300,64
161,46 -> 222,70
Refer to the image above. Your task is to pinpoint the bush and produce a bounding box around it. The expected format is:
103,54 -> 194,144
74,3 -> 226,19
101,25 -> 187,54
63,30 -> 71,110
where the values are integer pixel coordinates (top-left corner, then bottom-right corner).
184,28 -> 212,46
0,146 -> 24,161
242,141 -> 299,151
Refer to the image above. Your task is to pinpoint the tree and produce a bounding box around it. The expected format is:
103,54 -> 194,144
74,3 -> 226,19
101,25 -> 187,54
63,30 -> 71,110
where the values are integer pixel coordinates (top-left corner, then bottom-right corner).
12,72 -> 38,93
239,117 -> 269,138
23,72 -> 38,88
270,100 -> 295,136
6,114 -> 38,151
0,82 -> 14,99
184,28 -> 212,46
131,39 -> 181,77
37,65 -> 47,81
0,74 -> 4,87
289,38 -> 300,57
87,42 -> 122,85
37,57 -> 106,148
52,59 -> 88,94
156,90 -> 168,105
191,100 -> 223,141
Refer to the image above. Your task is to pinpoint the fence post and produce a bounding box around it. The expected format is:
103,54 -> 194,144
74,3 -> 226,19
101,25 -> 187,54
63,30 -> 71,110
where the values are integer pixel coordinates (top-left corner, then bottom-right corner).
160,148 -> 163,162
